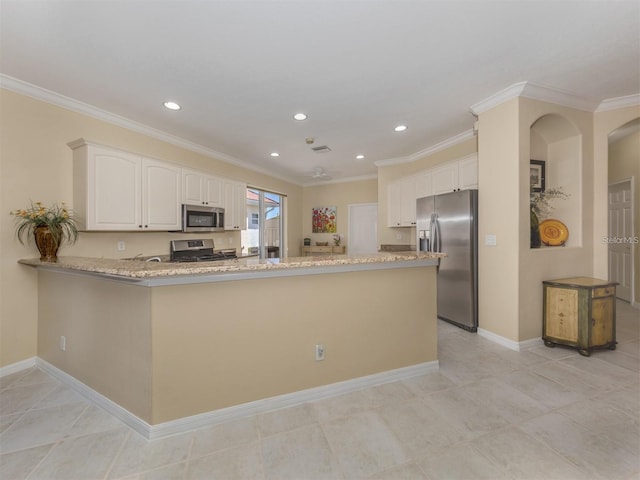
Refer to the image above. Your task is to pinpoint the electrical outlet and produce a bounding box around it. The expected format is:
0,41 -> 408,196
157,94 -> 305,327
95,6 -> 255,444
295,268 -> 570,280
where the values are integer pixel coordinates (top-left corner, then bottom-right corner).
315,344 -> 325,361
60,335 -> 66,351
117,241 -> 126,251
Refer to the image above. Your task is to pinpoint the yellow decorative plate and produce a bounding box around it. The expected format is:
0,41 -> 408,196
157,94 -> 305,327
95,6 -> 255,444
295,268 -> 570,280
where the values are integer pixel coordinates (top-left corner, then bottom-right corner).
540,219 -> 569,246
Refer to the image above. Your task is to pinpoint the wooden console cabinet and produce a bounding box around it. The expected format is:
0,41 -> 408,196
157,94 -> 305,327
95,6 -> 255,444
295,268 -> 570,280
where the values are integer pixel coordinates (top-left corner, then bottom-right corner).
302,245 -> 346,256
542,277 -> 617,356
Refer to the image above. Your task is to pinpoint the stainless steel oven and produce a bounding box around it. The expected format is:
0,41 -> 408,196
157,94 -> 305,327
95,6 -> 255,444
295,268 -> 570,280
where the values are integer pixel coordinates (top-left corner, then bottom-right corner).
181,204 -> 224,232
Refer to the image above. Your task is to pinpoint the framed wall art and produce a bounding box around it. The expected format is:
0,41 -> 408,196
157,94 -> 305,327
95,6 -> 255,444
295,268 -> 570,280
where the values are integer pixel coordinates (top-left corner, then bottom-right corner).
530,159 -> 546,192
312,206 -> 337,233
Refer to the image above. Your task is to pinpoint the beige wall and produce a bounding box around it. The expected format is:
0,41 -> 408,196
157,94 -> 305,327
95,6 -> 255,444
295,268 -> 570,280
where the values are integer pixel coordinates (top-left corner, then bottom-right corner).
37,266 -> 437,424
0,88 -> 303,367
609,129 -> 640,303
302,178 -> 378,248
377,138 -> 478,247
477,99 -> 521,341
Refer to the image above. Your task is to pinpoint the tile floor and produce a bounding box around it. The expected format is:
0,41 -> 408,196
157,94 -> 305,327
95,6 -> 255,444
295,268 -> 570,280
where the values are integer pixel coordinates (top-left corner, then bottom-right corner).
1,301 -> 638,480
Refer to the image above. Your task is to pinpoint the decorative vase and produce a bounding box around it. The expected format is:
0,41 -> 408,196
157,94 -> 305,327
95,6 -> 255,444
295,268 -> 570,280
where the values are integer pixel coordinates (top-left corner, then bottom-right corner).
530,209 -> 541,248
34,226 -> 59,262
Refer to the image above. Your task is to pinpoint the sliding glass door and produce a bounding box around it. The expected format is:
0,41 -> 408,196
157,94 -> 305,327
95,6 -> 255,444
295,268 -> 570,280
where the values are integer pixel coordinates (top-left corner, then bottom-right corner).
242,188 -> 285,259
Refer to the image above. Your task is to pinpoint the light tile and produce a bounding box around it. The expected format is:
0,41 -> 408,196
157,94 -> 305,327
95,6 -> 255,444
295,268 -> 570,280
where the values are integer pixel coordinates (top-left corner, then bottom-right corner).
67,404 -> 128,438
190,416 -> 258,459
257,403 -> 317,437
557,398 -> 640,451
107,430 -> 192,479
559,355 -> 638,388
421,385 -> 511,439
400,371 -> 456,396
417,443 -> 510,480
596,386 -> 640,420
115,461 -> 187,480
369,462 -> 428,479
378,397 -> 466,458
310,388 -> 379,423
0,368 -> 34,390
501,370 -> 584,410
34,383 -> 87,409
28,428 -> 129,480
475,426 -> 585,479
0,401 -> 87,453
0,381 -> 60,416
186,442 -> 264,480
0,444 -> 53,479
323,410 -> 408,478
520,412 -> 640,479
261,423 -> 341,479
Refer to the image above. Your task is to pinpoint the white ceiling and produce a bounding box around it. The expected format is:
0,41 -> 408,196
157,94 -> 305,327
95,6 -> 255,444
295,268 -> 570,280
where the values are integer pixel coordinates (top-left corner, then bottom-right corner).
1,0 -> 639,185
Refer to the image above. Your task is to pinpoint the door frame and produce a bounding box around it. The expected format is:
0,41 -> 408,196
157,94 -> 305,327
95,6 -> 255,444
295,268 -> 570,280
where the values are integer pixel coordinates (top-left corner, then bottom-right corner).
347,202 -> 378,255
608,177 -> 635,305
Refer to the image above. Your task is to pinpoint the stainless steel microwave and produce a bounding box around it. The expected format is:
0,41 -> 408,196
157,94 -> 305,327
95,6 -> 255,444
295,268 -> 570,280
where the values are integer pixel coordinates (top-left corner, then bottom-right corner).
181,204 -> 225,232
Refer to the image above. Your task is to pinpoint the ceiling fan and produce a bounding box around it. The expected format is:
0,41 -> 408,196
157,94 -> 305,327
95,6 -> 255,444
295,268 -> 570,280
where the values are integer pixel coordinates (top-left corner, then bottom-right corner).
305,167 -> 333,181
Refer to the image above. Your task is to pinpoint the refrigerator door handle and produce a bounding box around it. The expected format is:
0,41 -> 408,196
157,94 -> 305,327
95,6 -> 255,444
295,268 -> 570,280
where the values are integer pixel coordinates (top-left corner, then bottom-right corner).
429,213 -> 436,252
432,213 -> 441,253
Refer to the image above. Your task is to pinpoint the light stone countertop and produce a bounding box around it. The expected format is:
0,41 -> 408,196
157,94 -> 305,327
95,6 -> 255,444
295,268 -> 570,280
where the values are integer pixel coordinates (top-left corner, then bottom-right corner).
19,251 -> 444,286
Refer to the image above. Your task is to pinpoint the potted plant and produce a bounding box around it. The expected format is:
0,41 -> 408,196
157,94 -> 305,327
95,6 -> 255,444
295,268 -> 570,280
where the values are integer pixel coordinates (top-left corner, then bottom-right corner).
11,201 -> 79,262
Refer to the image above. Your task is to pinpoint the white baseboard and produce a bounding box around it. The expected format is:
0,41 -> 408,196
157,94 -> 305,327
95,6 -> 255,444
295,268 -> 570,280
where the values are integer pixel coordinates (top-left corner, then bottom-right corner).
36,358 -> 438,440
0,357 -> 37,377
477,328 -> 543,351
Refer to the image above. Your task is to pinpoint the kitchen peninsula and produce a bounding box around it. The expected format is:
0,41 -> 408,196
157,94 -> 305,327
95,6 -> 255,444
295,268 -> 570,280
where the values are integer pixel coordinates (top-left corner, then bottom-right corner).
22,252 -> 442,438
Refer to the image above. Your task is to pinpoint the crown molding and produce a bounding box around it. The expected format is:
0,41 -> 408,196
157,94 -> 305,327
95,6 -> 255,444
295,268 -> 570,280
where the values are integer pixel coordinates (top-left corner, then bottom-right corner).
374,129 -> 475,167
596,93 -> 640,112
470,81 -> 600,115
0,74 -> 299,185
302,173 -> 377,187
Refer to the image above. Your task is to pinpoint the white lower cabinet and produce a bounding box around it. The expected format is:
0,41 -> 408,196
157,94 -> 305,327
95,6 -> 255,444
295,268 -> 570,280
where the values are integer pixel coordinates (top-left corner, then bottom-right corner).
224,180 -> 247,230
70,140 -> 181,231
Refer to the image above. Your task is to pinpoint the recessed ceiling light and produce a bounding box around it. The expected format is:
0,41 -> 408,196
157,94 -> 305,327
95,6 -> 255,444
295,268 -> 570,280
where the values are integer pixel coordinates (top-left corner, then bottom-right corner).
293,113 -> 307,121
270,152 -> 280,157
394,125 -> 408,132
356,154 -> 365,159
163,101 -> 181,111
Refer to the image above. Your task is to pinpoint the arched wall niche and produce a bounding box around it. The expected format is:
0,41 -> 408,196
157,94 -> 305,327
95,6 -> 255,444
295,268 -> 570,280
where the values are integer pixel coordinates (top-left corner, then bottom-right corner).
530,113 -> 582,247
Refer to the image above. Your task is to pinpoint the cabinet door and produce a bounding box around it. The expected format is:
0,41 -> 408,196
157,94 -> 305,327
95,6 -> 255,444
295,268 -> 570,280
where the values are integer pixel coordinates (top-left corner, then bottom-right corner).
142,158 -> 182,230
224,180 -> 247,230
459,155 -> 478,190
400,176 -> 417,226
89,146 -> 142,230
387,181 -> 402,227
591,296 -> 614,345
415,171 -> 432,199
545,287 -> 578,342
431,161 -> 459,195
204,176 -> 223,207
182,169 -> 204,205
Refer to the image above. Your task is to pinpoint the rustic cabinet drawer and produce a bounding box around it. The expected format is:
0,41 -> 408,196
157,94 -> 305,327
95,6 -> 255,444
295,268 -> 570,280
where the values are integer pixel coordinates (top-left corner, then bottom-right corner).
593,286 -> 615,298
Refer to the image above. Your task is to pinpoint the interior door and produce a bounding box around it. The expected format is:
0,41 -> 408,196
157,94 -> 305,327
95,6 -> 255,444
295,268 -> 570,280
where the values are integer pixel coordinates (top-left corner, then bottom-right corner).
608,180 -> 633,302
348,203 -> 378,255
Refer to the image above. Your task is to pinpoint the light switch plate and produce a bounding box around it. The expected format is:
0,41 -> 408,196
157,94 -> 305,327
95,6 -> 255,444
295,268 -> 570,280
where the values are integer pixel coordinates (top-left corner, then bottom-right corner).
485,234 -> 497,246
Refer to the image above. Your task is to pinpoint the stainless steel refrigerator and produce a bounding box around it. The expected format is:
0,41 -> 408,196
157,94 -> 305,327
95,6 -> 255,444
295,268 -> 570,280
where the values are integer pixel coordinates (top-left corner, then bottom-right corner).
417,189 -> 478,331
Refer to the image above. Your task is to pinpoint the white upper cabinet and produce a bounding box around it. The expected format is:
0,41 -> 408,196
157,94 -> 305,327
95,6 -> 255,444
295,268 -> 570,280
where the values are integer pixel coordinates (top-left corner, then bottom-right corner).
70,140 -> 181,231
387,181 -> 403,227
431,160 -> 460,195
224,180 -> 247,230
415,170 -> 433,199
387,154 -> 477,228
142,158 -> 182,230
182,168 -> 223,207
387,176 -> 417,227
458,154 -> 478,190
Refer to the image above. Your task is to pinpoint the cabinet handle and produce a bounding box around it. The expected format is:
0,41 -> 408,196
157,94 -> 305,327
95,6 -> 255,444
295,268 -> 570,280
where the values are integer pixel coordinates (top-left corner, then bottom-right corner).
138,225 -> 142,228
